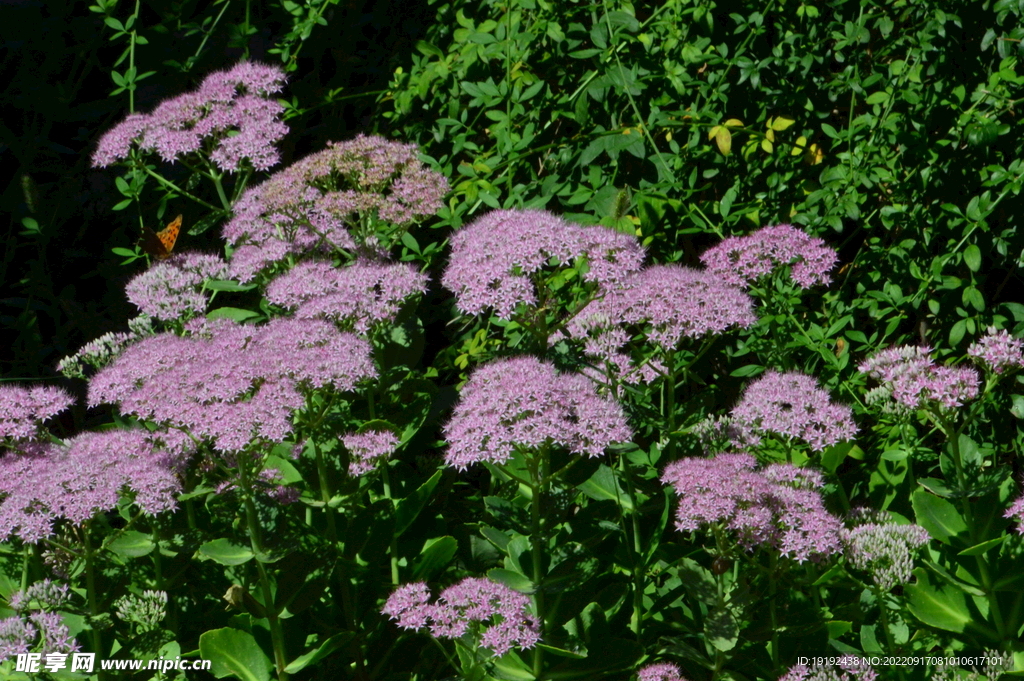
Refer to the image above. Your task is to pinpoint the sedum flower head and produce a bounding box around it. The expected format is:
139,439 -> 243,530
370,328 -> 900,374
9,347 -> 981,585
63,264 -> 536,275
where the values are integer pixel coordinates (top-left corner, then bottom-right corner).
0,616 -> 37,661
223,134 -> 447,282
859,346 -> 980,412
0,610 -> 79,662
125,252 -> 228,322
442,209 -> 644,319
265,259 -> 428,334
779,658 -> 877,681
842,518 -> 930,591
565,265 -> 755,383
701,224 -> 838,289
93,61 -> 288,172
114,590 -> 168,630
0,385 -> 75,443
89,317 -> 376,454
0,429 -> 181,543
444,356 -> 632,470
661,454 -> 843,563
638,662 -> 691,681
57,315 -> 155,380
729,370 -> 857,452
968,327 -> 1024,375
1006,494 -> 1024,534
8,580 -> 70,612
342,429 -> 399,476
383,577 -> 540,657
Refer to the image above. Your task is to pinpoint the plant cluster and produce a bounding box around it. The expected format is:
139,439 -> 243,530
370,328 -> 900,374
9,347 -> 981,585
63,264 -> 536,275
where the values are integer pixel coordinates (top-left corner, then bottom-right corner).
4,0 -> 1024,677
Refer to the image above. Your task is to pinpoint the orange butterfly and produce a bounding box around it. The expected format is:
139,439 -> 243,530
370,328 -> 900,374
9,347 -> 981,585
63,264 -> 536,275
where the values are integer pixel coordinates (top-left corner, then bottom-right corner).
141,214 -> 182,260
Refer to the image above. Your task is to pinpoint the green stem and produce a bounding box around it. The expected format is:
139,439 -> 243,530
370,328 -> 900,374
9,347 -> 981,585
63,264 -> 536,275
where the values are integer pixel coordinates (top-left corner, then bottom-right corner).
872,584 -> 900,652
82,524 -> 106,680
381,463 -> 400,586
139,165 -> 222,212
940,419 -> 1007,640
313,438 -> 338,544
20,545 -> 30,592
664,349 -> 677,459
530,450 -> 548,679
712,565 -> 726,680
210,171 -> 233,211
768,553 -> 779,672
238,458 -> 289,681
618,453 -> 644,640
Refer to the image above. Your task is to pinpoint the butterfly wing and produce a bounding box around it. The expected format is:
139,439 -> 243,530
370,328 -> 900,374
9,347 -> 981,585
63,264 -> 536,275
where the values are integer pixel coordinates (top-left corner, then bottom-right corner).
141,215 -> 182,260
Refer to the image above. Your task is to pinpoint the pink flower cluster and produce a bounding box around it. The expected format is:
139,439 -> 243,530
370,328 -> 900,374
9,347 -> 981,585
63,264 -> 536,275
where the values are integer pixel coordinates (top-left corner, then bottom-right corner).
859,346 -> 980,411
968,327 -> 1024,374
265,260 -> 428,334
92,61 -> 288,172
729,371 -> 857,452
442,209 -> 644,319
0,385 -> 74,444
382,578 -> 540,657
660,454 -> 844,563
0,429 -> 180,543
779,657 -> 877,681
0,611 -> 78,662
342,429 -> 399,476
700,224 -> 838,289
443,356 -> 632,470
125,252 -> 229,321
88,317 -> 376,453
223,134 -> 447,281
638,662 -> 690,681
1006,494 -> 1024,534
565,264 -> 755,382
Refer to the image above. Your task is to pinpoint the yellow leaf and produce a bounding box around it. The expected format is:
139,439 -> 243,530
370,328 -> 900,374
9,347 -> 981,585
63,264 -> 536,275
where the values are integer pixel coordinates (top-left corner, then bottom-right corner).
623,128 -> 632,135
791,136 -> 808,156
805,143 -> 824,165
761,138 -> 773,153
724,118 -> 743,128
708,125 -> 722,140
715,128 -> 732,156
666,131 -> 673,142
771,116 -> 796,131
765,129 -> 775,142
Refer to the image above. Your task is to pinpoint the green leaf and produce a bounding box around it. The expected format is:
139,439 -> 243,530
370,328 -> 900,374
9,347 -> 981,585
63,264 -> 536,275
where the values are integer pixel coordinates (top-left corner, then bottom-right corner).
487,568 -> 535,594
106,531 -> 155,558
917,478 -> 955,498
207,307 -> 261,322
820,442 -> 853,473
577,464 -> 633,512
394,470 -> 442,536
729,364 -> 764,377
198,539 -> 254,566
705,606 -> 738,652
963,244 -> 982,272
1011,394 -> 1024,419
284,632 -> 354,674
205,280 -> 257,292
412,536 -> 457,580
864,91 -> 890,105
199,628 -> 273,681
912,489 -> 967,544
906,568 -> 972,633
957,536 -> 1005,557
